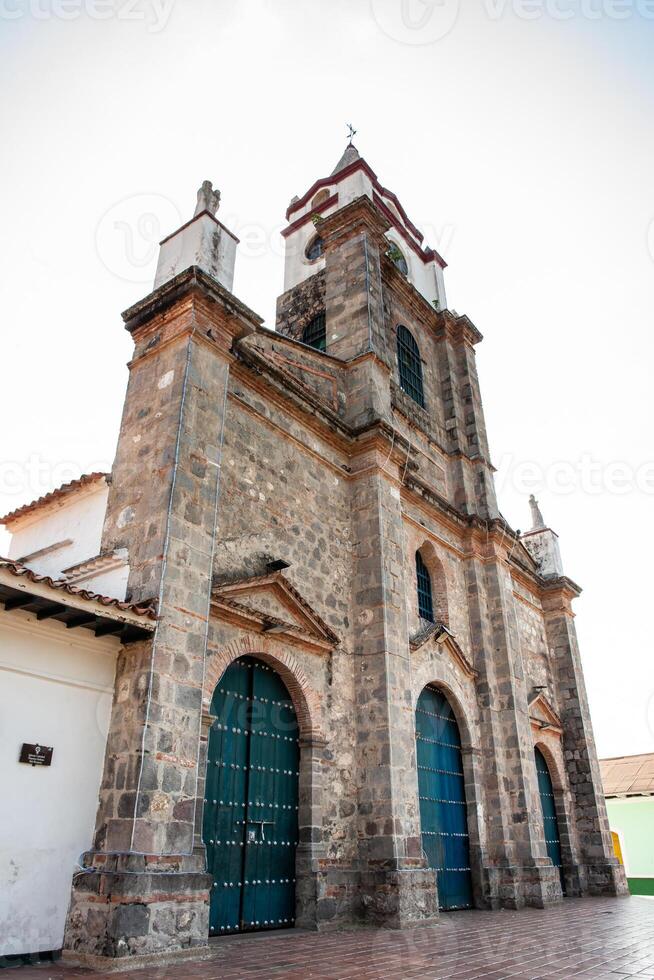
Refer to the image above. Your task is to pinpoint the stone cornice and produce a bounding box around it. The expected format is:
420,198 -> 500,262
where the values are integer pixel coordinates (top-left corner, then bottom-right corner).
402,474 -> 471,530
540,576 -> 583,615
435,309 -> 484,348
122,266 -> 263,336
257,324 -> 345,365
232,341 -> 351,440
381,254 -> 443,329
319,194 -> 391,252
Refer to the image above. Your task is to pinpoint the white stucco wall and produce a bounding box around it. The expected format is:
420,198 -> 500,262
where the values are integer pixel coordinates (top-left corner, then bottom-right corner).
0,611 -> 117,955
154,212 -> 237,292
282,167 -> 447,309
283,169 -> 377,291
385,229 -> 445,310
78,563 -> 130,600
5,482 -> 108,579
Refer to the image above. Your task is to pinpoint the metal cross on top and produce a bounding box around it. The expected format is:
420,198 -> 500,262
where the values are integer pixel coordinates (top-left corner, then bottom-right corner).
346,122 -> 357,145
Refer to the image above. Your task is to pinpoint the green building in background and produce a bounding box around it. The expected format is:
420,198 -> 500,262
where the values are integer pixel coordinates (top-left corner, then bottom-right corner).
601,753 -> 654,896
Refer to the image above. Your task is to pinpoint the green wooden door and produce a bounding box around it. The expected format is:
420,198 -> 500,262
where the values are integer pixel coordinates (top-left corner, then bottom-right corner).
416,685 -> 473,911
203,656 -> 299,935
535,747 -> 565,893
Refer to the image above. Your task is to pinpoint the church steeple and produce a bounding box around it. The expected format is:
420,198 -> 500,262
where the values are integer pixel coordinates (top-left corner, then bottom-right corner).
330,142 -> 360,175
279,145 -> 447,308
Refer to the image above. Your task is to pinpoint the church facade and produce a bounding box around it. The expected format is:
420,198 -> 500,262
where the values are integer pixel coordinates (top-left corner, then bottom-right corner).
54,146 -> 625,961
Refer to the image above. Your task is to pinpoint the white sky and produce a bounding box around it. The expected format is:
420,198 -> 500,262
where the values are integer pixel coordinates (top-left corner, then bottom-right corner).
1,0 -> 653,759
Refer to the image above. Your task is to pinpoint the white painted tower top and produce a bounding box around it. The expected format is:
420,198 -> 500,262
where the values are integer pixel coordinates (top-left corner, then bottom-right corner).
520,496 -> 565,577
280,146 -> 448,309
154,180 -> 239,292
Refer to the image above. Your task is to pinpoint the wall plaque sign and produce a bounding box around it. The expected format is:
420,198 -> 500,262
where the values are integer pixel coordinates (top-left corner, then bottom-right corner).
19,743 -> 53,767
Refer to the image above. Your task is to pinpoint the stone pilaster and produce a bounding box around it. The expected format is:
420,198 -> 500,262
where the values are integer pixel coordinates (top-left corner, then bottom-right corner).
543,581 -> 628,896
64,269 -> 262,960
295,735 -> 329,929
321,196 -> 389,364
463,549 -> 520,907
466,530 -> 562,907
436,313 -> 498,519
350,440 -> 438,926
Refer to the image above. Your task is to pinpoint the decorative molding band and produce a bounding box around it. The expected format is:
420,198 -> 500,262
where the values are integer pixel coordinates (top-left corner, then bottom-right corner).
0,659 -> 115,695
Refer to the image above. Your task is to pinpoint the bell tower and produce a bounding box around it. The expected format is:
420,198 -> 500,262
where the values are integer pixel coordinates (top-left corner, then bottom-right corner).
275,145 -> 498,520
276,144 -> 448,357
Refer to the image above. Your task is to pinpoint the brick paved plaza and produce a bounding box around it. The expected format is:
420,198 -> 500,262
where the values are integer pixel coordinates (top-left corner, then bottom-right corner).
11,897 -> 654,980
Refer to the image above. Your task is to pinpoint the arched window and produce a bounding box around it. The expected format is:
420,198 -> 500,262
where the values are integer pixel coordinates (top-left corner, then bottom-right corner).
397,325 -> 425,407
416,551 -> 434,622
301,313 -> 326,352
388,242 -> 408,276
311,188 -> 330,209
394,251 -> 408,276
305,235 -> 323,261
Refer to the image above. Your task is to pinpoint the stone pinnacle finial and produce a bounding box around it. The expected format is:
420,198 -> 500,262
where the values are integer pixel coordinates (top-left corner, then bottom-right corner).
194,180 -> 221,218
529,494 -> 546,530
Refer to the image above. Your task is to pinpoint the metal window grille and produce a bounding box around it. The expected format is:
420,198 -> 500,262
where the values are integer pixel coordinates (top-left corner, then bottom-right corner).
393,251 -> 408,276
306,236 -> 323,261
416,551 -> 434,622
397,324 -> 425,407
301,313 -> 326,351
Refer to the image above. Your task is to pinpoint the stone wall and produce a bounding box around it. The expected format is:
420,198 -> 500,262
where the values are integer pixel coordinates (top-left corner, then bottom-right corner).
63,197 -> 625,961
276,269 -> 326,343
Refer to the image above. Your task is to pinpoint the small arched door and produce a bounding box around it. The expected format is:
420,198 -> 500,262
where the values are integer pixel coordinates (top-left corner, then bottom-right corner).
416,685 -> 473,910
535,747 -> 565,893
203,656 -> 299,935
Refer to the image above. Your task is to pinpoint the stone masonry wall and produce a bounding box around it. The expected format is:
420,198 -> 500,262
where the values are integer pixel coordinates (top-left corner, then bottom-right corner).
206,380 -> 361,924
65,192 -> 625,960
276,269 -> 326,343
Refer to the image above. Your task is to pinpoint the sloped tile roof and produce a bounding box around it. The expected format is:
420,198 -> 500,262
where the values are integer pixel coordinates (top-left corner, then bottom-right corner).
0,472 -> 108,525
600,753 -> 654,797
0,557 -> 156,620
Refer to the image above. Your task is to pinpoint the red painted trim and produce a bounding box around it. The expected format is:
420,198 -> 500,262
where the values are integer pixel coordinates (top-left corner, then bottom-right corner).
374,183 -> 423,242
286,158 -> 378,220
158,210 -> 239,246
280,193 -> 339,239
374,192 -> 447,269
286,156 -> 444,264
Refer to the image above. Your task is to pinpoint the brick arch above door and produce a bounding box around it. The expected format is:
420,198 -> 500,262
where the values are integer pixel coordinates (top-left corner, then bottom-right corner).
204,633 -> 324,742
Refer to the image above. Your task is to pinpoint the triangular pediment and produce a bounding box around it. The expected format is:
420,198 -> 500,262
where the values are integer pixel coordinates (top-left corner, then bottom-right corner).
528,690 -> 563,733
410,623 -> 477,680
211,571 -> 338,652
229,586 -> 307,627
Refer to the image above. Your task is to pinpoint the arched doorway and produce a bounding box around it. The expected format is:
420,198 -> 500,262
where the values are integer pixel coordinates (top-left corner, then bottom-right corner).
416,685 -> 473,910
535,747 -> 565,894
203,656 -> 299,935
